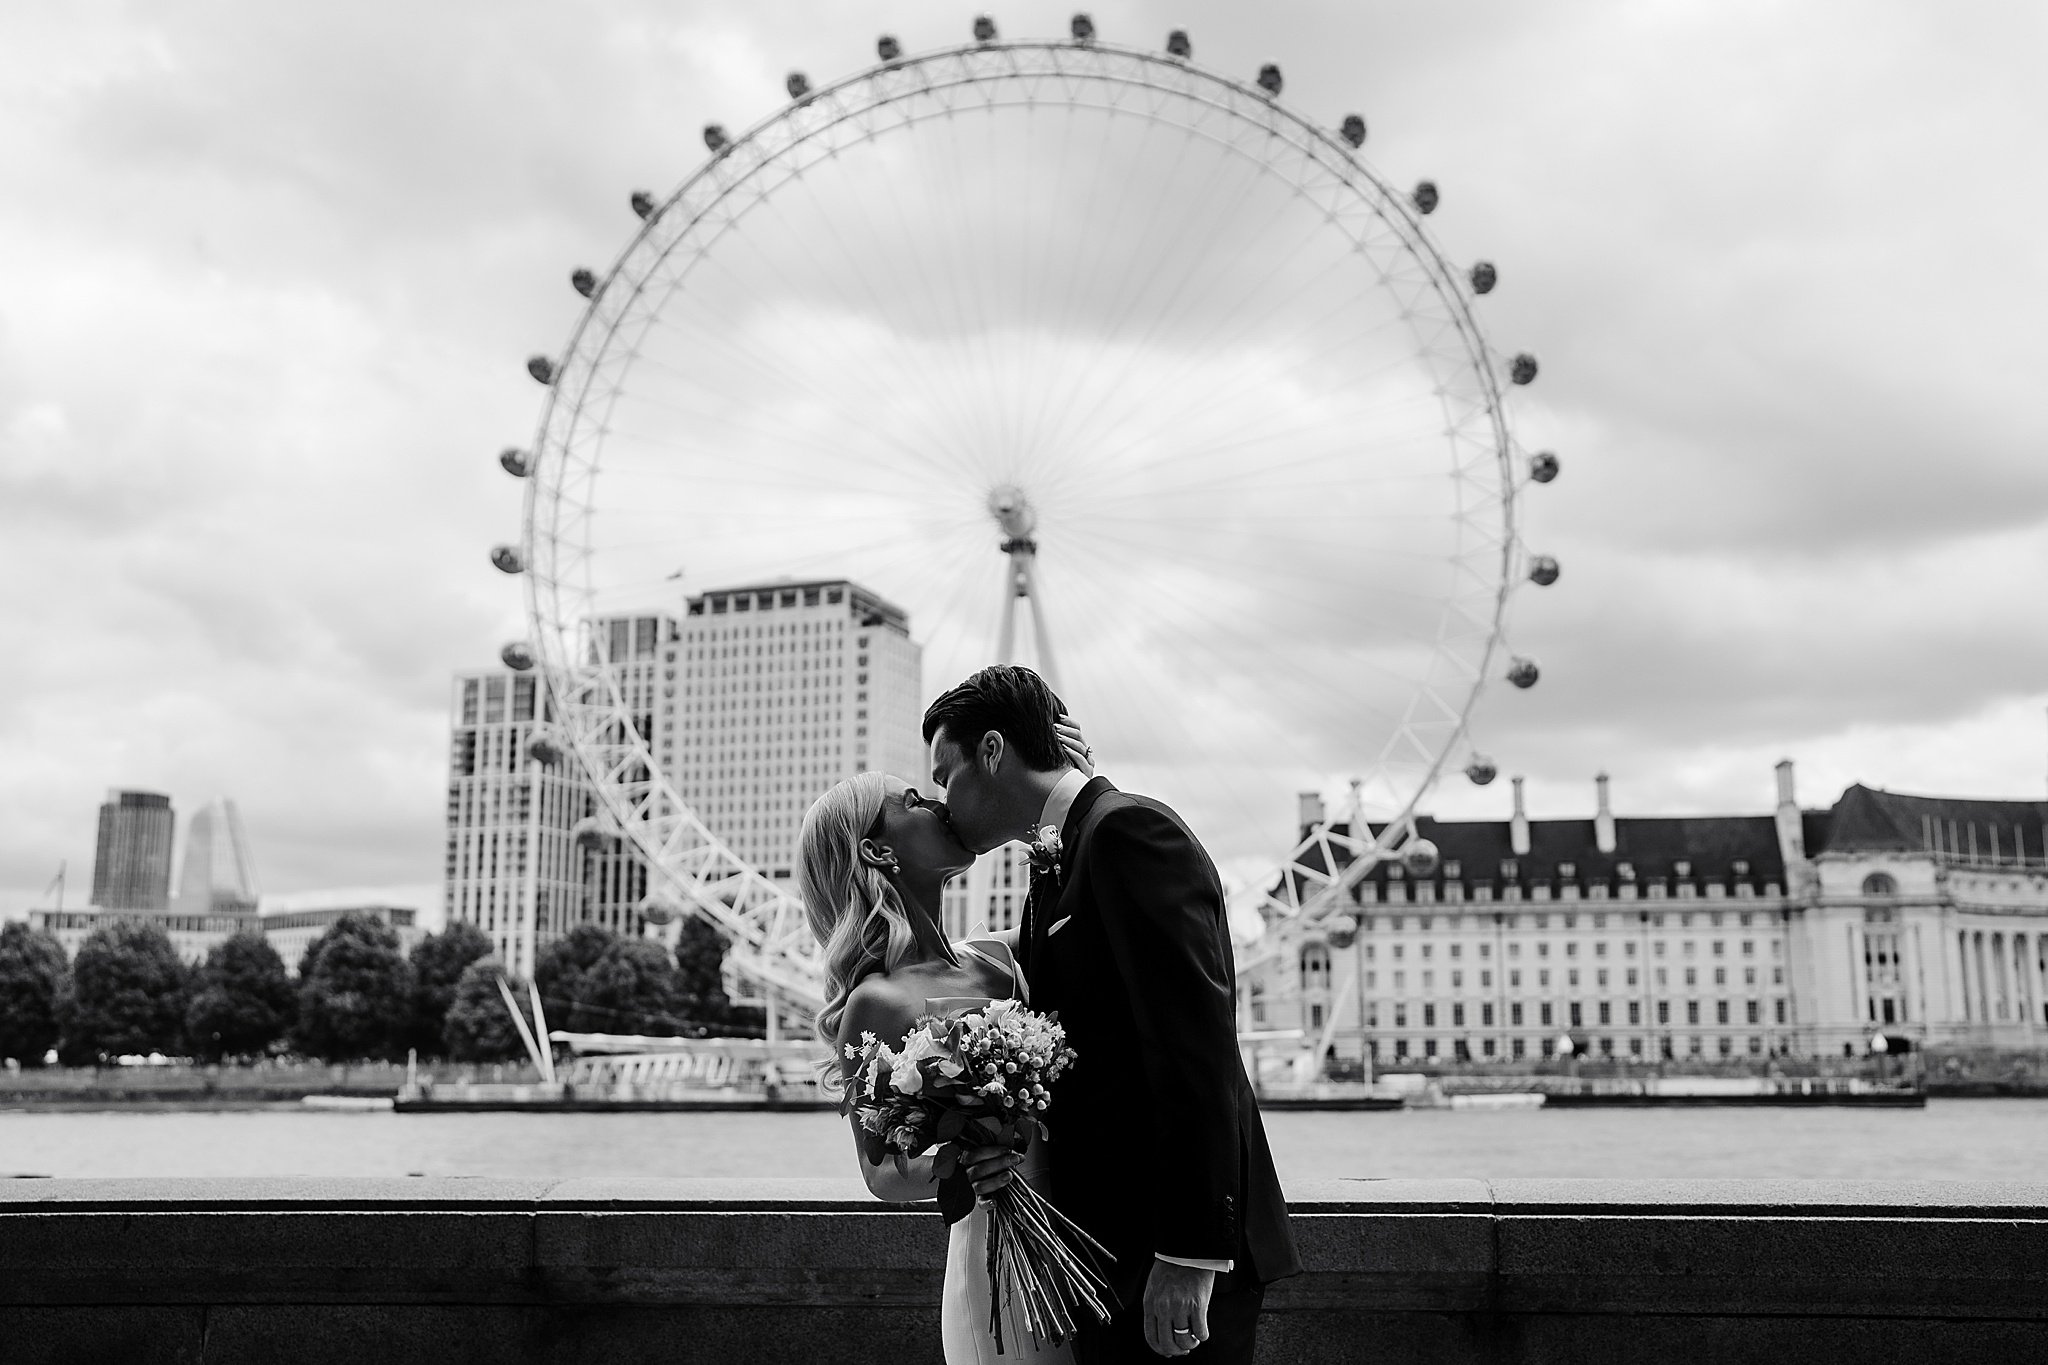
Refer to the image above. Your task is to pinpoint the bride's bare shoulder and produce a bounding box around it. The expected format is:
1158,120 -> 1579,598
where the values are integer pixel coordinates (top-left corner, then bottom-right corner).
837,972 -> 921,1049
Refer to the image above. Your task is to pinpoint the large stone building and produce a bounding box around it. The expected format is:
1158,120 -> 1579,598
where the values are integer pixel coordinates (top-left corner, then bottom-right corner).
1250,762 -> 2048,1068
444,578 -> 926,977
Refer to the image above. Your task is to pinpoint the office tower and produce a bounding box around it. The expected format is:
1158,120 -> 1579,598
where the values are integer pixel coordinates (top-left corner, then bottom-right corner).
445,582 -> 925,978
667,579 -> 924,881
174,799 -> 261,915
91,790 -> 174,911
443,669 -> 588,979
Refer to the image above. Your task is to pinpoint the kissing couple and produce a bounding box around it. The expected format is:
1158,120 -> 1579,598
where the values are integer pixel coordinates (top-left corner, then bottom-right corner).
797,665 -> 1300,1363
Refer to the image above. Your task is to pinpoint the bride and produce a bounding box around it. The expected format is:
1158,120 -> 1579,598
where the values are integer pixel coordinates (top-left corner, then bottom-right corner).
796,723 -> 1093,1364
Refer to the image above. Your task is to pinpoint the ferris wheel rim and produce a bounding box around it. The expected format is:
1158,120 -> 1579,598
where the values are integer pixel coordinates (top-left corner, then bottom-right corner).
518,33 -> 1532,1001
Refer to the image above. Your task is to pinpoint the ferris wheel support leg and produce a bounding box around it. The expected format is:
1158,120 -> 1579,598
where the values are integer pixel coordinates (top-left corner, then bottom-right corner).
996,570 -> 1021,667
1021,559 -> 1062,695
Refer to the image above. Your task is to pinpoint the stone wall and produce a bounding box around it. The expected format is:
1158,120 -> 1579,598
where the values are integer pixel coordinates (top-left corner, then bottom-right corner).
4,1177 -> 2045,1362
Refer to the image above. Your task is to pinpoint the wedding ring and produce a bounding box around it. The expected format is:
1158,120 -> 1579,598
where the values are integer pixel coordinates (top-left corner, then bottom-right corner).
1172,1327 -> 1195,1338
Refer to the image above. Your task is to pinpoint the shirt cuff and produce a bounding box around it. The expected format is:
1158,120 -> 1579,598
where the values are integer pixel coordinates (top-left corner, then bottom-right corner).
1155,1253 -> 1233,1272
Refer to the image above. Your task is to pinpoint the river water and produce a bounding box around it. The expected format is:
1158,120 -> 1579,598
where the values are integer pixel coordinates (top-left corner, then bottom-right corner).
4,1101 -> 2046,1182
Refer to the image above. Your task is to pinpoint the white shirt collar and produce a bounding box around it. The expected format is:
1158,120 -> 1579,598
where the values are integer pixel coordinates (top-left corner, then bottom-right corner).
1035,767 -> 1091,838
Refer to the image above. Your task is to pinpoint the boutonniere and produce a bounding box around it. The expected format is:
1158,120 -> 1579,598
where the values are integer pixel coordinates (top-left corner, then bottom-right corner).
1025,824 -> 1063,878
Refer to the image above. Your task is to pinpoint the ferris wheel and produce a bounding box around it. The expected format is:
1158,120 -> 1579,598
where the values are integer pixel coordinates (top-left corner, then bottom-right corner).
490,17 -> 1563,1010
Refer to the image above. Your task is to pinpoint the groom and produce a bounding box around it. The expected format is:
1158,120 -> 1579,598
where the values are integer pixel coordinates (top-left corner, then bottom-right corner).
926,666 -> 1300,1363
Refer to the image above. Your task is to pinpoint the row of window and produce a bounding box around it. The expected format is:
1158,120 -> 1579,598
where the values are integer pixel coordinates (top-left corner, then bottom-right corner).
1366,998 -> 1788,1028
1376,1035 -> 1778,1061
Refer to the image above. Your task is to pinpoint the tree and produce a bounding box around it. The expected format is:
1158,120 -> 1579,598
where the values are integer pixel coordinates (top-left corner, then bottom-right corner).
407,921 -> 494,1057
673,916 -> 742,1035
578,938 -> 687,1035
184,931 -> 295,1062
292,913 -> 416,1062
442,957 -> 536,1063
535,923 -> 620,1032
60,919 -> 189,1063
0,922 -> 68,1066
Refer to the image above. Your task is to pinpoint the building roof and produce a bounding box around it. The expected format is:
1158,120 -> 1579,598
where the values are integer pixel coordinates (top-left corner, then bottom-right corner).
1289,811 -> 1785,898
1811,784 -> 2048,858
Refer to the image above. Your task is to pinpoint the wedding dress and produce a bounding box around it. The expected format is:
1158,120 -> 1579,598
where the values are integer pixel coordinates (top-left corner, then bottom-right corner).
928,938 -> 1077,1365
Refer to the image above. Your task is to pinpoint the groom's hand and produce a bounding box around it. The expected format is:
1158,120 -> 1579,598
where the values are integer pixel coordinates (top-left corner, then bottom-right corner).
1143,1260 -> 1214,1357
961,1143 -> 1022,1200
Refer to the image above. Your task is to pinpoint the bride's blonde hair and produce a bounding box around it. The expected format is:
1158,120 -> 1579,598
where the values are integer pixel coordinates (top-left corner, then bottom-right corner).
798,773 -> 931,1085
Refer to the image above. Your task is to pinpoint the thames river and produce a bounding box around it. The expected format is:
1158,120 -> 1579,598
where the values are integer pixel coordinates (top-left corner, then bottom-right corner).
5,1101 -> 2047,1181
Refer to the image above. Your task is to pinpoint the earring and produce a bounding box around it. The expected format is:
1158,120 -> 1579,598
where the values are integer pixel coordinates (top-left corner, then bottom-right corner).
877,855 -> 902,876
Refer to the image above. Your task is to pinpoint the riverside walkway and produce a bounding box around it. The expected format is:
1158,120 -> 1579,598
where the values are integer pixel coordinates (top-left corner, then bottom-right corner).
3,1177 -> 2044,1362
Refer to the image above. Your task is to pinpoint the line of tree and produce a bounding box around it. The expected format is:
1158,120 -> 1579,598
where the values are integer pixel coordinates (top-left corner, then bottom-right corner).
0,913 -> 762,1068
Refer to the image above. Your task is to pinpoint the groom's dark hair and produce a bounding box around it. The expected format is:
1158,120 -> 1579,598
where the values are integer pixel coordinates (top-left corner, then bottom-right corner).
922,666 -> 1071,772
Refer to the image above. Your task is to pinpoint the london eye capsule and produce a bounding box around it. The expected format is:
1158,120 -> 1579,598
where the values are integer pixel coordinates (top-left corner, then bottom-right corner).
526,355 -> 556,385
1166,29 -> 1191,59
1528,554 -> 1561,587
1324,914 -> 1359,950
1340,114 -> 1366,148
499,447 -> 530,478
786,71 -> 810,100
1465,755 -> 1499,786
1257,64 -> 1283,97
703,124 -> 730,153
1529,450 -> 1561,483
571,817 -> 609,854
630,190 -> 656,220
500,641 -> 536,672
973,15 -> 997,42
1070,13 -> 1095,42
1469,261 -> 1497,295
877,34 -> 902,63
1402,838 -> 1441,878
490,545 -> 524,575
1510,353 -> 1539,385
1412,181 -> 1439,214
571,268 -> 597,298
639,894 -> 681,926
526,731 -> 564,765
1506,657 -> 1540,689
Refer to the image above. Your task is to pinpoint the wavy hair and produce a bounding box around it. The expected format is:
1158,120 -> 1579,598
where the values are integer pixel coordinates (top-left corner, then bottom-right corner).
798,773 -> 926,1090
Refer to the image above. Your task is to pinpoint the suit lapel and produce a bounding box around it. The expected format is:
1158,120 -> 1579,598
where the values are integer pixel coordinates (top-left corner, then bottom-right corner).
1037,777 -> 1114,962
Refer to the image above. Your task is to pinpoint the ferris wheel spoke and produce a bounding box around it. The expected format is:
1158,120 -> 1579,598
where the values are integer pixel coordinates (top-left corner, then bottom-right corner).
773,156 -> 1005,474
1026,128 -> 1274,470
641,245 -> 994,494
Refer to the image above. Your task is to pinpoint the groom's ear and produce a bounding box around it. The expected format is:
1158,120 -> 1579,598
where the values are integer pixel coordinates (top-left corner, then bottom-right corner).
978,729 -> 1007,776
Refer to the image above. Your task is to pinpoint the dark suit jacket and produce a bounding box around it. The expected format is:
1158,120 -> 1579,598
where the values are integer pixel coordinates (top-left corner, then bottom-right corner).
1025,777 -> 1301,1286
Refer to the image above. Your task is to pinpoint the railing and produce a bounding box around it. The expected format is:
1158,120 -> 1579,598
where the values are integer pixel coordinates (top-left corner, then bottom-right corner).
4,1177 -> 2045,1362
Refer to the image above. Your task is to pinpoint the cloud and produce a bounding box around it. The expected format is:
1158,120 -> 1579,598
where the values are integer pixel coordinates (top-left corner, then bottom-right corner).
2,1 -> 2045,916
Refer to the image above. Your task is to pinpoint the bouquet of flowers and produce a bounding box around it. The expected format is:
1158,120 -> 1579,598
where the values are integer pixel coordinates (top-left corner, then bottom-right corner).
843,998 -> 1116,1352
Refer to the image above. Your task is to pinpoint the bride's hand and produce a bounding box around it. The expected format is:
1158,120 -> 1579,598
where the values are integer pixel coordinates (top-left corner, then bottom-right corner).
1056,713 -> 1095,777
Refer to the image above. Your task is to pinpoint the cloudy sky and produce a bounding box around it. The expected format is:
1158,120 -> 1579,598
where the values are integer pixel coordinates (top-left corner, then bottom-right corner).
4,1 -> 2045,922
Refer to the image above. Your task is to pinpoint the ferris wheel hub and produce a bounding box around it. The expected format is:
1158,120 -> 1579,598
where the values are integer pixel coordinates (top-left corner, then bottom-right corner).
986,484 -> 1039,542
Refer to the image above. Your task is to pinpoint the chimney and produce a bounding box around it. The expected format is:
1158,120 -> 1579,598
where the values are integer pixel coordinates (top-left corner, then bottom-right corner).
1774,757 -> 1809,887
1595,772 -> 1616,855
1510,775 -> 1530,856
1298,791 -> 1326,833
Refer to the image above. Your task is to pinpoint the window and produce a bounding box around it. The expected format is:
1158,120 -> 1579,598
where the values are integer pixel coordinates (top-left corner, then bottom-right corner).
1746,1000 -> 1761,1024
1423,1004 -> 1437,1027
1657,1001 -> 1669,1024
1716,1000 -> 1730,1024
1510,1002 -> 1524,1025
1686,1001 -> 1700,1025
1863,872 -> 1898,896
1452,1003 -> 1465,1027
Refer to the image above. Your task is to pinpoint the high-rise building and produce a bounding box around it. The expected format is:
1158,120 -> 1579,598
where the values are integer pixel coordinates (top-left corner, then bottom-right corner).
174,799 -> 260,915
443,669 -> 586,979
91,790 -> 174,911
445,579 -> 925,976
669,579 -> 924,880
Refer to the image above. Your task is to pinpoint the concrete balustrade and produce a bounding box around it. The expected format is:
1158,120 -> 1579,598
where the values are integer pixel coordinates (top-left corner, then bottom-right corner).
4,1177 -> 2045,1362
